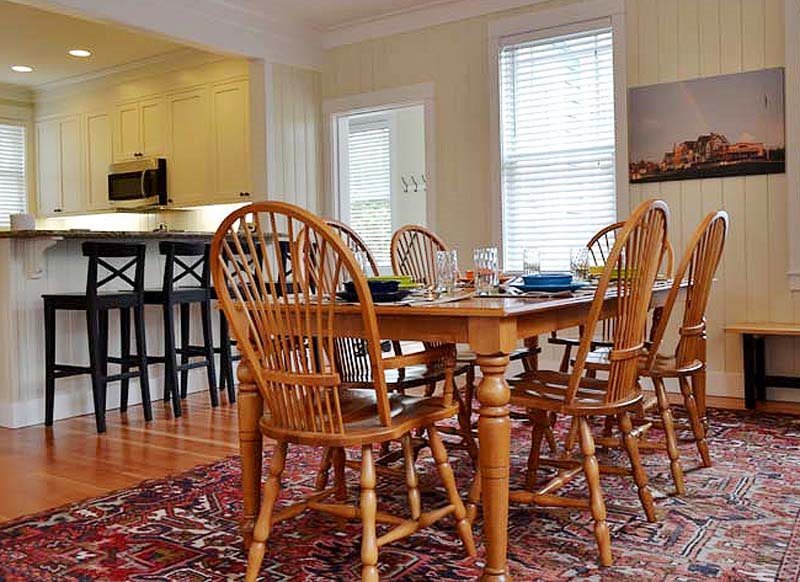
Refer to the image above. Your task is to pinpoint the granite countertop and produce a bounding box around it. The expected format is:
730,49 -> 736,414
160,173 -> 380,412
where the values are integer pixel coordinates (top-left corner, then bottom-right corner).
0,229 -> 215,240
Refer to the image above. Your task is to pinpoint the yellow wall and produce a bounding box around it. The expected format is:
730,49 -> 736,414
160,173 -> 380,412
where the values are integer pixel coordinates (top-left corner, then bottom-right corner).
322,0 -> 792,397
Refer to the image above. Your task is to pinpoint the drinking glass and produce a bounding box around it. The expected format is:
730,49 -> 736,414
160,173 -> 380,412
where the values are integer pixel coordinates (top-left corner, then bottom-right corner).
522,248 -> 541,275
473,247 -> 499,295
435,249 -> 458,293
569,247 -> 590,281
353,250 -> 371,274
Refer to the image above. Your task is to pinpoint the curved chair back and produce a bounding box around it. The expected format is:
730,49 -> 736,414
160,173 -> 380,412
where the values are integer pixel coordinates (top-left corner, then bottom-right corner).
326,219 -> 380,277
645,211 -> 728,371
588,220 -> 673,278
568,199 -> 669,406
391,224 -> 447,286
211,202 -> 393,435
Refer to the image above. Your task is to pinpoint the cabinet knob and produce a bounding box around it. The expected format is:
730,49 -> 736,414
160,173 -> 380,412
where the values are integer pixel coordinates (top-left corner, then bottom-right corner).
54,208 -> 62,213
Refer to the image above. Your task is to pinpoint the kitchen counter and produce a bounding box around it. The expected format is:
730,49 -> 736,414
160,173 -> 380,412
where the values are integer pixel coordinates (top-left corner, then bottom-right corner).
0,229 -> 215,240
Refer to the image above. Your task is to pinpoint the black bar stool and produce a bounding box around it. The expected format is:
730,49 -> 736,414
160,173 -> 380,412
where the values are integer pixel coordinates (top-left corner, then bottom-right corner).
43,242 -> 151,433
144,241 -> 217,418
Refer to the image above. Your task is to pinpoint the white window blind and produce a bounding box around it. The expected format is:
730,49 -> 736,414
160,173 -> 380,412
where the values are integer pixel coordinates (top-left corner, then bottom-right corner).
0,123 -> 26,228
347,120 -> 392,266
500,27 -> 616,271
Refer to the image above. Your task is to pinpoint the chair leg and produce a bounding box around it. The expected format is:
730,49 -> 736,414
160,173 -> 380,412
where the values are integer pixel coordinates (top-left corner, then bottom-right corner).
315,447 -> 332,491
220,312 -> 236,403
246,441 -> 287,582
453,382 -> 478,464
163,303 -> 181,417
559,345 -> 572,373
99,310 -> 110,417
618,412 -> 656,523
654,377 -> 685,495
332,447 -> 347,501
86,308 -> 106,433
466,466 -> 481,523
563,416 -> 580,458
545,413 -> 558,453
464,365 -> 476,420
179,303 -> 191,399
578,417 -> 612,566
428,425 -> 477,557
360,444 -> 379,582
201,300 -> 219,407
424,381 -> 436,397
680,375 -> 712,467
44,303 -> 56,427
401,435 -> 421,519
525,408 -> 549,490
133,303 -> 152,422
119,307 -> 131,413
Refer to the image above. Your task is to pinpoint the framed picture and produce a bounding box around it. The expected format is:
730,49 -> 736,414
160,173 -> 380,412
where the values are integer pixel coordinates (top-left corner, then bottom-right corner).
629,67 -> 785,183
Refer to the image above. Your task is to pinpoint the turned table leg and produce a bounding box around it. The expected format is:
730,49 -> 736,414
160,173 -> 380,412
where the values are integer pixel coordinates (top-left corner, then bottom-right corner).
237,359 -> 264,548
476,353 -> 512,581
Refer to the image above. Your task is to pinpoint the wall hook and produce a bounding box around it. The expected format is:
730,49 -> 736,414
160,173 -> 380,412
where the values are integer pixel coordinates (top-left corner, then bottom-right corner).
410,175 -> 419,192
400,176 -> 409,193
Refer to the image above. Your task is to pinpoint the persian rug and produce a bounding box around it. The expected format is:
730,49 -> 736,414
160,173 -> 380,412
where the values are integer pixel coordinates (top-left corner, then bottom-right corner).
2,408 -> 800,581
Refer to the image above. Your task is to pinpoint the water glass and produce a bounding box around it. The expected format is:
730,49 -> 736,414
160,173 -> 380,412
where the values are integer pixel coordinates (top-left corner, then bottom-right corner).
353,250 -> 371,274
474,247 -> 499,295
436,249 -> 458,293
570,247 -> 590,281
522,248 -> 541,275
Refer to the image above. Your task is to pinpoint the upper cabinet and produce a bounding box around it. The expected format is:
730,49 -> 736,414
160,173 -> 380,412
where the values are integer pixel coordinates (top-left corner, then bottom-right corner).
211,79 -> 252,201
113,97 -> 165,162
85,113 -> 112,211
35,115 -> 84,216
166,87 -> 211,206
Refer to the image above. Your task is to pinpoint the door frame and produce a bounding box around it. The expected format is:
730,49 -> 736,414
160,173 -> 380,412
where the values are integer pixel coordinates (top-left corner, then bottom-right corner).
322,82 -> 436,229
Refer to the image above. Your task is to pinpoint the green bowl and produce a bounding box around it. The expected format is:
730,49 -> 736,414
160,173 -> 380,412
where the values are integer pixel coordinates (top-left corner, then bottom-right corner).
367,275 -> 417,289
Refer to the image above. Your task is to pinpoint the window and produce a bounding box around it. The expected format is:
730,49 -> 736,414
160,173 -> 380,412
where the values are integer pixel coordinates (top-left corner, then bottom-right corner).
346,119 -> 392,266
500,27 -> 616,271
0,123 -> 27,228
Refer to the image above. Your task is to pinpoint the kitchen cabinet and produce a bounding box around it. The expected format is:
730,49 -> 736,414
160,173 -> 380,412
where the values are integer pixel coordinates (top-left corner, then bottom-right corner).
112,97 -> 165,162
166,87 -> 211,206
85,113 -> 112,210
211,78 -> 252,202
35,115 -> 83,216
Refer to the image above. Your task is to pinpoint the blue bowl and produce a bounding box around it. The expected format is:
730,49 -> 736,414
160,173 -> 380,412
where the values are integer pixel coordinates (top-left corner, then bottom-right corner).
522,272 -> 573,286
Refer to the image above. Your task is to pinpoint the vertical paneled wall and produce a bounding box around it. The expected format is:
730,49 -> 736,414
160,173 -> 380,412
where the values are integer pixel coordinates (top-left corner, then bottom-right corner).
322,0 -> 794,396
627,0 -> 792,394
269,64 -> 323,212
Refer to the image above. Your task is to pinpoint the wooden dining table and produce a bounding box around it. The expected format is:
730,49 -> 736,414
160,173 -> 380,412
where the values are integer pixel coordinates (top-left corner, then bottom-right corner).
234,282 -> 691,580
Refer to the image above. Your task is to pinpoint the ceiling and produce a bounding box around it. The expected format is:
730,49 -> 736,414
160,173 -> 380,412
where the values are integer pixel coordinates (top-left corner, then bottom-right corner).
0,0 -> 191,87
226,0 -> 453,31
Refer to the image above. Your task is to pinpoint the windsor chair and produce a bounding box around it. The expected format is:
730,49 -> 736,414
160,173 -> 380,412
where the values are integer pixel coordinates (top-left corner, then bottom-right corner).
506,198 -> 669,566
211,202 -> 476,582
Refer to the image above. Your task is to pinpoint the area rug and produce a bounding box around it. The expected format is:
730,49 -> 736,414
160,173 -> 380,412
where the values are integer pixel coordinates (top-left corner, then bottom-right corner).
2,409 -> 800,581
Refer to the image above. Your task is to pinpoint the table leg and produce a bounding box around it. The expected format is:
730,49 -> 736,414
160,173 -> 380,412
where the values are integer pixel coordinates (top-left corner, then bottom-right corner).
475,353 -> 512,581
755,336 -> 767,402
742,334 -> 757,409
237,359 -> 264,548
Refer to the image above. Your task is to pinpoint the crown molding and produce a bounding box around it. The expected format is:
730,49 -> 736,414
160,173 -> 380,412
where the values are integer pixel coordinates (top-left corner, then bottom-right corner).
0,82 -> 34,104
322,0 -> 551,49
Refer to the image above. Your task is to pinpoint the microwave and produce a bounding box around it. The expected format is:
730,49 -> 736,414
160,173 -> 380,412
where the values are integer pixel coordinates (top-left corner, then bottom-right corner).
108,157 -> 167,209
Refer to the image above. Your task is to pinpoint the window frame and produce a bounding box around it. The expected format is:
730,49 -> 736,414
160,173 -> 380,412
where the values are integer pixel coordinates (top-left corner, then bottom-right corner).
487,0 -> 628,267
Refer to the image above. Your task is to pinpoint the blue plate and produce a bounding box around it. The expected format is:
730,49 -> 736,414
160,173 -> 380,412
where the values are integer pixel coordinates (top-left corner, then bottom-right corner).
512,281 -> 588,293
521,272 -> 573,286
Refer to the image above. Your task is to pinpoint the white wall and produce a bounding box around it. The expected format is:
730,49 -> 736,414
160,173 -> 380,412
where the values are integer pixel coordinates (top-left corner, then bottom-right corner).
392,105 -> 427,228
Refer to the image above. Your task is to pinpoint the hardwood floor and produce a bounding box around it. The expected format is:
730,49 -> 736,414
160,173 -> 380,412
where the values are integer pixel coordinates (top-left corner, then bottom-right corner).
1,386 -> 798,526
0,393 -> 238,523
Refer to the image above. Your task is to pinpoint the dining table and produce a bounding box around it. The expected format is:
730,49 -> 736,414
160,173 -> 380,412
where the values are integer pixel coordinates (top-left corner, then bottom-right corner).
233,281 -> 691,580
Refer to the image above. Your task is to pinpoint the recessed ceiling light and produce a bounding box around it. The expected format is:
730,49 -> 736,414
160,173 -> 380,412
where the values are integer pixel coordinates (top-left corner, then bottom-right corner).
10,65 -> 33,73
68,49 -> 92,58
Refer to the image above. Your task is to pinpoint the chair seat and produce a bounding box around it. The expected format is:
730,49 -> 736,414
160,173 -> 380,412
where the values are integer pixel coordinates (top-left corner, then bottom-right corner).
585,347 -> 703,377
144,287 -> 210,304
259,388 -> 458,446
342,361 -> 473,392
42,291 -> 141,310
509,369 -> 641,415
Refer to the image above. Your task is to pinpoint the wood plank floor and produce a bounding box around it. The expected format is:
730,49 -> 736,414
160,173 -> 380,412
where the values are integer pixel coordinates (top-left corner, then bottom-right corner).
0,393 -> 239,523
1,389 -> 798,525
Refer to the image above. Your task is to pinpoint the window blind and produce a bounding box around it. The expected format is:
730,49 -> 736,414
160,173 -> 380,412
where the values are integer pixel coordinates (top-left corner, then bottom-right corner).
0,123 -> 26,228
500,27 -> 616,271
347,121 -> 392,266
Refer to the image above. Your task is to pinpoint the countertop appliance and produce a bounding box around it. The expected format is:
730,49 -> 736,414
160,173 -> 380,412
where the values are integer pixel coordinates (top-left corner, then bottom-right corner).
108,158 -> 167,209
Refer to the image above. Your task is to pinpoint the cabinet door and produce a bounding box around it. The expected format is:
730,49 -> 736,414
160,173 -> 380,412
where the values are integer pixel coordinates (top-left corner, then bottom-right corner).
36,120 -> 62,215
59,116 -> 83,213
114,101 -> 140,161
211,79 -> 251,200
140,97 -> 165,157
167,88 -> 210,205
86,113 -> 111,210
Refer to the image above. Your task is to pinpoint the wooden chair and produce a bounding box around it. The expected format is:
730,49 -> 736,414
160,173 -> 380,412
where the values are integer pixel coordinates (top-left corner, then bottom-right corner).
211,202 -> 476,582
585,210 -> 729,472
506,198 -> 670,566
548,221 -> 674,372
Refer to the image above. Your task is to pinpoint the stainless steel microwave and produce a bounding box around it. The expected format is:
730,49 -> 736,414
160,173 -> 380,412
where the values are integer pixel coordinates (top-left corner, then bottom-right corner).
108,157 -> 167,209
